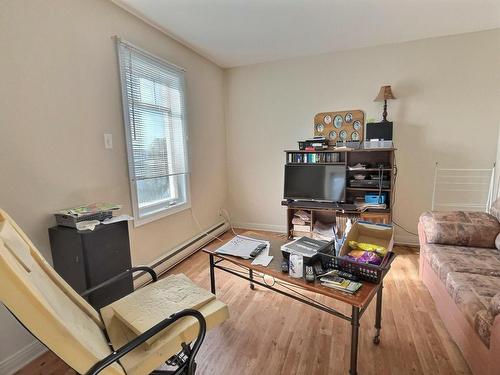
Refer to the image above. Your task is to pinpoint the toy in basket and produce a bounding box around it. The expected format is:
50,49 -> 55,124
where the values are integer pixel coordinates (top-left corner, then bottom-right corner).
322,221 -> 396,284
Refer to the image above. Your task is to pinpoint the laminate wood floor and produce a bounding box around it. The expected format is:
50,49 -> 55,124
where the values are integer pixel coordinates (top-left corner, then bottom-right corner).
15,230 -> 471,375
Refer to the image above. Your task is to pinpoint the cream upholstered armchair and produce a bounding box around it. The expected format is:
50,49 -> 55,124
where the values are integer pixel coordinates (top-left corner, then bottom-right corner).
0,209 -> 229,375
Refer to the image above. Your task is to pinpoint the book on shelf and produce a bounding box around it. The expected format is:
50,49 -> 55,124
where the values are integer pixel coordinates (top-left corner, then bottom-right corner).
305,136 -> 326,141
293,224 -> 310,232
289,152 -> 341,164
293,231 -> 313,239
292,210 -> 311,224
354,202 -> 387,211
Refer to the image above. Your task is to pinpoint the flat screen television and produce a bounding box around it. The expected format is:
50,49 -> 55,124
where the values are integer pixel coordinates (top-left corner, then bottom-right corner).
283,165 -> 346,202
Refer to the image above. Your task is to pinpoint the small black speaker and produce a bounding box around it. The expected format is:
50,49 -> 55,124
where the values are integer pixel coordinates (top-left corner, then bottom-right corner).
366,121 -> 393,141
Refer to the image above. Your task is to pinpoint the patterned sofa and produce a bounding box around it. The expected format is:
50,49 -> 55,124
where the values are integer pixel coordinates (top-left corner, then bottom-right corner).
418,210 -> 500,375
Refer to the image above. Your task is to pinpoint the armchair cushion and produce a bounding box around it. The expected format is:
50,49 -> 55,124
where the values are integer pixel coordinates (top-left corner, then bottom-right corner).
101,275 -> 229,375
109,274 -> 215,347
420,211 -> 500,248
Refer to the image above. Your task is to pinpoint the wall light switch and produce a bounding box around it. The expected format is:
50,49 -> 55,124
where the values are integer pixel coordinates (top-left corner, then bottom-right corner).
104,133 -> 113,149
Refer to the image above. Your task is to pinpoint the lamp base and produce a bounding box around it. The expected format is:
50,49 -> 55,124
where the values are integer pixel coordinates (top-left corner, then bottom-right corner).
382,99 -> 388,122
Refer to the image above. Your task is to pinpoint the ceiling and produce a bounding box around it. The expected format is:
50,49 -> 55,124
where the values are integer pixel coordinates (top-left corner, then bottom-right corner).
113,0 -> 500,67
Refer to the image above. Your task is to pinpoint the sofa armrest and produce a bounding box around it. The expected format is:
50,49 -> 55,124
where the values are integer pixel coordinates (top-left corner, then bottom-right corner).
419,211 -> 499,248
490,314 -> 500,374
490,293 -> 500,317
418,222 -> 428,246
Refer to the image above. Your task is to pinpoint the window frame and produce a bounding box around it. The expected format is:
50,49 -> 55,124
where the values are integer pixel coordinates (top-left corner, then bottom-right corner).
116,38 -> 191,227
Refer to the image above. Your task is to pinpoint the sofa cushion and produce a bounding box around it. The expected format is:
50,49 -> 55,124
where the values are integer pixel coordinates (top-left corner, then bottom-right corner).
420,211 -> 499,248
445,272 -> 500,347
421,242 -> 499,261
421,243 -> 500,282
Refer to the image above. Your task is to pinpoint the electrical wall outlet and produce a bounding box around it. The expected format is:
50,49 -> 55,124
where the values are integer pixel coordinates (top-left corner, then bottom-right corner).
104,133 -> 113,149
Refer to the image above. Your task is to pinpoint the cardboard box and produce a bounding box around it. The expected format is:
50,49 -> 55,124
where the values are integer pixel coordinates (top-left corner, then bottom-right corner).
340,221 -> 394,258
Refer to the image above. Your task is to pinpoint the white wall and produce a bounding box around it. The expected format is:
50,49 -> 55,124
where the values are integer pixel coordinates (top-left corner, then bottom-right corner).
0,0 -> 227,369
225,29 -> 500,243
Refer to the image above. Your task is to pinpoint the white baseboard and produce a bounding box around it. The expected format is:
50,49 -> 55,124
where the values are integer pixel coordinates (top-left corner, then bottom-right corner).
394,234 -> 420,246
134,220 -> 229,287
0,340 -> 47,375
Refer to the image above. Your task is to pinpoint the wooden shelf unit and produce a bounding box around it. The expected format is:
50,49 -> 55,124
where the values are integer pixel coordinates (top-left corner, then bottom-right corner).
283,147 -> 396,239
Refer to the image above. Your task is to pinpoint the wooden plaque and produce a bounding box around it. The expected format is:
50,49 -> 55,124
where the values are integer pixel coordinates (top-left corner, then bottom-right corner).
314,110 -> 364,145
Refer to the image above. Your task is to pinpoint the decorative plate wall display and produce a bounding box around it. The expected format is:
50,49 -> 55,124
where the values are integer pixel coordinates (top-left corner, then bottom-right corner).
314,110 -> 364,145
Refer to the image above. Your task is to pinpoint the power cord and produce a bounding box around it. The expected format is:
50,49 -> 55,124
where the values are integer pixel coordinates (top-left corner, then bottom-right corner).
390,152 -> 418,237
392,220 -> 418,236
219,208 -> 238,237
190,209 -> 224,243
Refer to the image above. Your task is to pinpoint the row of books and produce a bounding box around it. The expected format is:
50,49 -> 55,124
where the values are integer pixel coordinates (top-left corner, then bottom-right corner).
288,152 -> 341,164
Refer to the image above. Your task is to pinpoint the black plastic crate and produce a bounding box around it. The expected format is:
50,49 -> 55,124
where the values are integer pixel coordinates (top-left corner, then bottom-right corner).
321,251 -> 397,284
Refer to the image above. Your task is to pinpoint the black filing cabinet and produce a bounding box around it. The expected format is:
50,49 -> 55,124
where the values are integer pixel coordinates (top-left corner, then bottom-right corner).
48,221 -> 133,310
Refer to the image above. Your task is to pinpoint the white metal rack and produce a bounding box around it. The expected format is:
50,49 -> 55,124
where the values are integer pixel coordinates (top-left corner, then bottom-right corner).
431,162 -> 496,212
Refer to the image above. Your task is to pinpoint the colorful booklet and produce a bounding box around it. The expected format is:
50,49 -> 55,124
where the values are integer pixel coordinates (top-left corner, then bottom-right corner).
320,275 -> 363,294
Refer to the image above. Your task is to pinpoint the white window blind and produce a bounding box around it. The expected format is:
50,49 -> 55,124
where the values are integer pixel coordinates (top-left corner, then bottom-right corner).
117,39 -> 190,224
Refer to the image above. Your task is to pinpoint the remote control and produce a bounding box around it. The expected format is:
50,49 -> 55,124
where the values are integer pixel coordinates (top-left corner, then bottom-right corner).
250,243 -> 267,258
312,260 -> 324,276
305,266 -> 315,282
281,259 -> 289,272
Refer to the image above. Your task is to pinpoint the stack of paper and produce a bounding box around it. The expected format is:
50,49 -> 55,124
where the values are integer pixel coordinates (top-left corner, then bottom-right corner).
215,235 -> 273,266
312,221 -> 335,241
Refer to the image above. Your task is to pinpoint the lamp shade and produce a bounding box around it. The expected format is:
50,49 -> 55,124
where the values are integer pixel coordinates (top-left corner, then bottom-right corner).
374,85 -> 396,102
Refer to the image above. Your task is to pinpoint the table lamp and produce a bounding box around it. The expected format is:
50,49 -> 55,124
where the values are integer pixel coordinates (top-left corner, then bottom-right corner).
374,85 -> 396,122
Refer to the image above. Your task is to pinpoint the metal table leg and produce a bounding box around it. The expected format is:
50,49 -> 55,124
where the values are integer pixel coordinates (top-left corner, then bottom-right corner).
209,254 -> 216,295
249,269 -> 255,290
373,283 -> 383,345
350,306 -> 360,375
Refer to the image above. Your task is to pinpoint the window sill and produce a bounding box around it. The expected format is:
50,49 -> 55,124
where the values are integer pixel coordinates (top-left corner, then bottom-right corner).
133,201 -> 191,227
